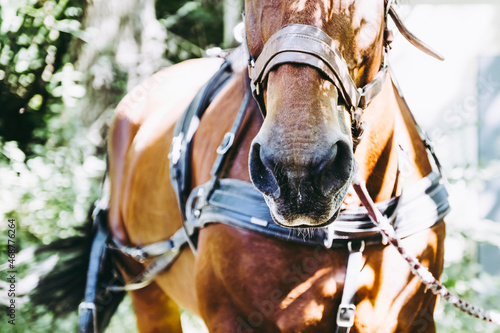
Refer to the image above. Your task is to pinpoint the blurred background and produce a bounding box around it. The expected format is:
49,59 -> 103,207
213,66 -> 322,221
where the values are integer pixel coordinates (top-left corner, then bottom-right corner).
0,0 -> 499,332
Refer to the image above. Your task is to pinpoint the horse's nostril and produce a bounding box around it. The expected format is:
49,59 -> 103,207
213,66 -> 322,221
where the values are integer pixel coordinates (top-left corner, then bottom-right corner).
249,142 -> 281,198
315,144 -> 338,175
317,141 -> 353,196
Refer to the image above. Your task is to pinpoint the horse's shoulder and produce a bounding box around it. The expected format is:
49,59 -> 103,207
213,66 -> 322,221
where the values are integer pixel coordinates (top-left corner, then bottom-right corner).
108,57 -> 224,216
114,57 -> 224,126
108,57 -> 225,243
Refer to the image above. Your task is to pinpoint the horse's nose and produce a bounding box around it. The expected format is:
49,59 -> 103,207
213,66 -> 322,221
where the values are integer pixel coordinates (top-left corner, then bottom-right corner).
315,140 -> 353,196
249,142 -> 281,198
249,138 -> 353,198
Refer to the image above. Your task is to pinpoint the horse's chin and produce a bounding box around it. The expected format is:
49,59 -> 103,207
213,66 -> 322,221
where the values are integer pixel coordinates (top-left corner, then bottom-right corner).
263,192 -> 345,229
271,209 -> 341,229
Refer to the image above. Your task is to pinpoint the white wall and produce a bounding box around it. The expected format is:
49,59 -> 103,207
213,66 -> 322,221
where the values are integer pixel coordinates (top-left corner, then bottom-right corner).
389,2 -> 500,270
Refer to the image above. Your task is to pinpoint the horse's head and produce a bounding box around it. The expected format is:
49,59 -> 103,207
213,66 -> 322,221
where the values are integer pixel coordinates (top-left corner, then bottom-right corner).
246,0 -> 386,227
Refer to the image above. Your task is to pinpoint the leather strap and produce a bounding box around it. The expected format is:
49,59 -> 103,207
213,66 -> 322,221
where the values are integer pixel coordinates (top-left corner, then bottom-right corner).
248,24 -> 388,114
210,88 -> 251,179
387,6 -> 444,61
78,204 -> 110,333
106,242 -> 183,292
108,228 -> 188,265
169,59 -> 234,254
336,241 -> 365,333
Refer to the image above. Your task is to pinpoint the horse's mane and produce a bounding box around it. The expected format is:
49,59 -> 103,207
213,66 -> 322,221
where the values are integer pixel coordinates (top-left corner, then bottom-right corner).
226,44 -> 249,74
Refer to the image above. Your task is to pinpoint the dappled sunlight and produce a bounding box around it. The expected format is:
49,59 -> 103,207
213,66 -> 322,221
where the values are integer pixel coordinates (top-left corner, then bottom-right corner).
302,300 -> 326,323
281,268 -> 334,309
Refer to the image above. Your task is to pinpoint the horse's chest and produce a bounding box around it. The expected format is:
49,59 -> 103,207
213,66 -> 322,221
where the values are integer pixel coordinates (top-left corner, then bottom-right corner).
197,224 -> 439,333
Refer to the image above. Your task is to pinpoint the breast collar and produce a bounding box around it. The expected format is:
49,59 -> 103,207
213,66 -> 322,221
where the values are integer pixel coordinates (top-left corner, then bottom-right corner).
185,172 -> 449,249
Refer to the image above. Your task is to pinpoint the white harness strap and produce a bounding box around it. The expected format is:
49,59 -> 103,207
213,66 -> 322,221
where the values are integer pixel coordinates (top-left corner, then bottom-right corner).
336,241 -> 365,333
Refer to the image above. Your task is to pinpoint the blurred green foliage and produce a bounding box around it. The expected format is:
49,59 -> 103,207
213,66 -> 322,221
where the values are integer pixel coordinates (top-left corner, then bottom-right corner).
158,0 -> 223,62
0,0 -> 85,153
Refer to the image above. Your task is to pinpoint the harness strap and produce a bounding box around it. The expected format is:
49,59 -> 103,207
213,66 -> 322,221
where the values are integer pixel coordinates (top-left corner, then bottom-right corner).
205,87 -> 252,197
248,24 -> 388,114
387,5 -> 444,61
170,59 -> 234,254
107,228 -> 188,292
336,241 -> 365,333
108,227 -> 187,264
78,203 -> 109,333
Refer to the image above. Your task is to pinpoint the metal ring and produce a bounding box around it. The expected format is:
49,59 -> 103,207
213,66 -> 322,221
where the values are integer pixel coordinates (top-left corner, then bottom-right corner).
216,132 -> 235,155
347,240 -> 365,253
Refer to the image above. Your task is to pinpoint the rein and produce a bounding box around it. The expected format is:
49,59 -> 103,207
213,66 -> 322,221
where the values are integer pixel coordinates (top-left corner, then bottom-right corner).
352,175 -> 500,326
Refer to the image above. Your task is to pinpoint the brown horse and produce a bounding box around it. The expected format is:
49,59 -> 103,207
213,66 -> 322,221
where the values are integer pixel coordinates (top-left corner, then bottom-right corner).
106,0 -> 445,332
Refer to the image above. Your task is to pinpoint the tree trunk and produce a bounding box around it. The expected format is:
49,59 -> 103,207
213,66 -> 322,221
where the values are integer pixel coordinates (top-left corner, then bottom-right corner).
223,0 -> 242,47
76,0 -> 168,137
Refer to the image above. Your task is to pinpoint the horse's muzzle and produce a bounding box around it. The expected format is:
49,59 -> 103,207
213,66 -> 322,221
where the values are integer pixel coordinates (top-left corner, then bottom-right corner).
249,136 -> 354,227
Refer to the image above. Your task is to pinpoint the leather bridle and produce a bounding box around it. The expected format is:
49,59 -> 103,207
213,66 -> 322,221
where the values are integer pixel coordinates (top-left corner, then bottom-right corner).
247,24 -> 388,113
245,0 -> 444,148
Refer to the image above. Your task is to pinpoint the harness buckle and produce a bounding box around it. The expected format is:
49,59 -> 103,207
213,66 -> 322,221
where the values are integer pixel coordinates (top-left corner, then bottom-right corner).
347,240 -> 365,253
217,132 -> 235,155
336,304 -> 356,328
130,248 -> 148,263
79,301 -> 98,333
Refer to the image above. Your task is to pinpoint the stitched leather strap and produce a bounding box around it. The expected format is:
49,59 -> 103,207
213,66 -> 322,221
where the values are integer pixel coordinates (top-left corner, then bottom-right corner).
78,205 -> 110,333
336,241 -> 365,333
248,24 -> 388,113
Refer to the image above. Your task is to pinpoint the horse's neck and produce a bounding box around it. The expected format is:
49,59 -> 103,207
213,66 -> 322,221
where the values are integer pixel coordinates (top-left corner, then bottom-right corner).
353,74 -> 432,203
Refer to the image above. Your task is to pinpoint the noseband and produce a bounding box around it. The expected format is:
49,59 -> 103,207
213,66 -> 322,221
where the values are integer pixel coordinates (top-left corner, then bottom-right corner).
248,24 -> 388,113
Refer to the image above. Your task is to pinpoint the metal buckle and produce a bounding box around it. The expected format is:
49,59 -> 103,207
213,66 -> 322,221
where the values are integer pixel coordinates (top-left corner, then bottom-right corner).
336,304 -> 356,328
79,301 -> 98,333
130,248 -> 148,263
347,240 -> 365,253
216,132 -> 235,155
